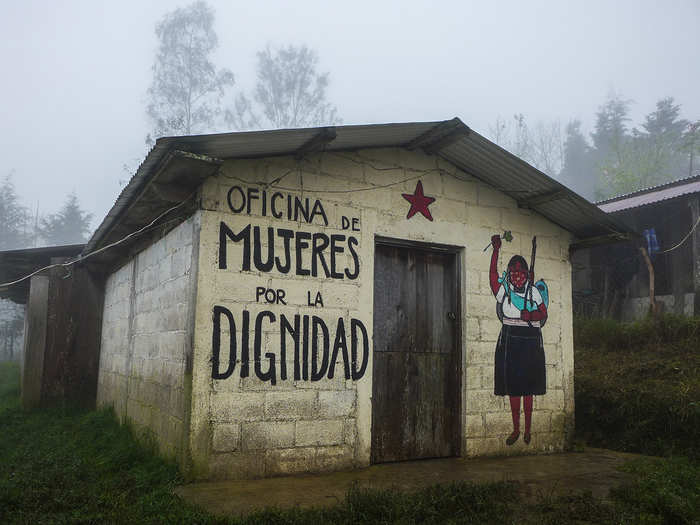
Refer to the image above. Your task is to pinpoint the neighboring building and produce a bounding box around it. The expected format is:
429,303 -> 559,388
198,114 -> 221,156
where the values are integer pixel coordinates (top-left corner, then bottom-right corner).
572,174 -> 700,320
5,119 -> 629,480
0,244 -> 93,406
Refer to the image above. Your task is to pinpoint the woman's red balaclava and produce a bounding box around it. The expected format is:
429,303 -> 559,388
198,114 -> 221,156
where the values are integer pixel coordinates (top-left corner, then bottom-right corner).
507,255 -> 529,291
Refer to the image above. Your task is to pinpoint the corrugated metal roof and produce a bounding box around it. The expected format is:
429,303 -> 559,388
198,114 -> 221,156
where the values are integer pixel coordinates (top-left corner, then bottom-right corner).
598,174 -> 700,213
86,118 -> 632,254
0,244 -> 85,304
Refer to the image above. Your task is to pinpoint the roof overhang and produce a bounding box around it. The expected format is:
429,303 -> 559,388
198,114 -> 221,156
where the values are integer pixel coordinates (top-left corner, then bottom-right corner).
86,118 -> 634,260
0,244 -> 85,304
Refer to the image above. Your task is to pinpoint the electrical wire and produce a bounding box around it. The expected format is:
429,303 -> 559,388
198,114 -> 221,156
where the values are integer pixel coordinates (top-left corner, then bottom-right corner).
656,213 -> 700,254
272,172 -> 426,194
0,192 -> 197,290
9,154 -> 687,291
217,151 -> 533,195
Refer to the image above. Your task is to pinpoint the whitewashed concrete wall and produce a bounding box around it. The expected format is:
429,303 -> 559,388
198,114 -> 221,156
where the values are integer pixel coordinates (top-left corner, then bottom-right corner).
97,216 -> 199,460
189,148 -> 575,479
621,293 -> 695,321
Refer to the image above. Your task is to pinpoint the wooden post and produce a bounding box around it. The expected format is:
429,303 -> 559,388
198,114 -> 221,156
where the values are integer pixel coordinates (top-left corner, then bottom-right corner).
42,262 -> 105,407
638,245 -> 658,318
690,197 -> 700,315
21,275 -> 49,409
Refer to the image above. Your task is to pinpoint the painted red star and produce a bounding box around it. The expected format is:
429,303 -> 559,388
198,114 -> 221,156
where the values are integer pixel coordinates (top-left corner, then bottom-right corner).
402,181 -> 436,221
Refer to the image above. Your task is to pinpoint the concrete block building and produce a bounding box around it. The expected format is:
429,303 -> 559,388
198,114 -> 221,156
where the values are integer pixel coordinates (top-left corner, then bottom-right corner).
7,119 -> 630,480
572,174 -> 700,319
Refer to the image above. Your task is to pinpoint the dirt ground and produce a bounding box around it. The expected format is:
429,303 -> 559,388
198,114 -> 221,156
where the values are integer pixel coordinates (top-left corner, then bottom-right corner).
176,448 -> 641,516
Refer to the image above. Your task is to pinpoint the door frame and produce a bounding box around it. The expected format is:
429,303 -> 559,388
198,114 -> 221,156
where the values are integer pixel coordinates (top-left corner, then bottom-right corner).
372,235 -> 464,461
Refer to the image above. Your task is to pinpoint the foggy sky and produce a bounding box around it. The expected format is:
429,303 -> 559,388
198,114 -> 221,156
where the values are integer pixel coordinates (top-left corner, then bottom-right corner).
2,0 -> 699,233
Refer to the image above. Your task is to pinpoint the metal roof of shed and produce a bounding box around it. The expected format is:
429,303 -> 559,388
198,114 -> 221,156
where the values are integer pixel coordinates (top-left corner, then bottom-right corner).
0,244 -> 85,304
86,118 -> 632,255
597,174 -> 700,213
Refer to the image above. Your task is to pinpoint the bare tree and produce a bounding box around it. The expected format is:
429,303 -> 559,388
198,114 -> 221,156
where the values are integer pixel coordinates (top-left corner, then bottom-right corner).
530,120 -> 564,176
146,1 -> 234,141
488,114 -> 563,177
227,44 -> 341,130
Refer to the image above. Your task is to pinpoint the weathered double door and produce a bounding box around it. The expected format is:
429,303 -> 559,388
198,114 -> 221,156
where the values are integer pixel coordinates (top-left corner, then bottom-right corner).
372,242 -> 460,463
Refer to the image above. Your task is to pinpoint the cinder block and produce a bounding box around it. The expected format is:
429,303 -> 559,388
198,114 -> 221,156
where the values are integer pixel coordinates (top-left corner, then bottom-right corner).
468,341 -> 495,365
550,411 -> 573,435
477,184 -> 514,208
295,419 -> 344,447
241,372 -> 297,392
470,205 -> 501,228
343,418 -> 357,446
293,371 -> 346,391
467,390 -> 505,413
432,198 -> 467,223
217,274 -> 271,302
318,390 -> 356,418
544,343 -> 561,365
546,364 -> 562,390
531,411 -> 552,433
321,283 -> 360,310
265,447 -> 316,476
465,437 -> 504,457
210,392 -> 265,421
314,445 -> 354,472
536,389 -> 565,411
469,294 -> 497,321
264,390 -> 317,420
481,366 -> 495,391
240,421 -> 295,451
442,174 -> 477,204
466,365 -> 482,390
501,208 -> 533,233
466,318 -> 479,341
484,411 -> 515,436
207,451 -> 266,480
480,319 -> 502,342
531,432 -> 565,453
543,326 -> 561,346
465,414 -> 485,437
321,154 -> 366,182
212,423 -> 241,452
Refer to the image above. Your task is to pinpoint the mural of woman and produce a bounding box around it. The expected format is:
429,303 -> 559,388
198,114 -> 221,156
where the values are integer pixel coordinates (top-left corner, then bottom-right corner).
488,234 -> 548,446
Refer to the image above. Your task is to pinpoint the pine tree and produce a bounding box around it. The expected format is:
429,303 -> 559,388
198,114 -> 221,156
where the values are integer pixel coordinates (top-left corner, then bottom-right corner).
0,173 -> 30,250
591,93 -> 631,162
560,120 -> 594,198
39,193 -> 93,246
591,93 -> 637,199
636,97 -> 688,183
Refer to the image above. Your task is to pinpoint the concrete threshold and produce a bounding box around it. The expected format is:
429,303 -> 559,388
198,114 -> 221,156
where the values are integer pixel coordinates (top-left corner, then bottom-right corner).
175,448 -> 641,516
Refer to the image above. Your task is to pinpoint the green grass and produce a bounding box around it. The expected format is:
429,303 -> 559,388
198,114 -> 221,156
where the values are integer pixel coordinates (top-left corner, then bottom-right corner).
0,360 -> 20,412
2,313 -> 700,525
0,396 -> 211,522
574,315 -> 700,458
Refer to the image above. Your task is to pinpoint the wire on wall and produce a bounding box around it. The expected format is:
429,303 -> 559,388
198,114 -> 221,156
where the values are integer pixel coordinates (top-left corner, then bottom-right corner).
0,191 -> 198,290
6,152 -> 677,290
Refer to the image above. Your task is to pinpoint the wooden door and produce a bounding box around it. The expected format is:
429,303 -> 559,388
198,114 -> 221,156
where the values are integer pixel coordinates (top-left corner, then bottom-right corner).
372,242 -> 460,463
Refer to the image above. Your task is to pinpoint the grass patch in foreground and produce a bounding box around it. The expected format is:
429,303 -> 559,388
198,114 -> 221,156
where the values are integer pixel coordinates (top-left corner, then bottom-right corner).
1,358 -> 698,524
0,360 -> 20,411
